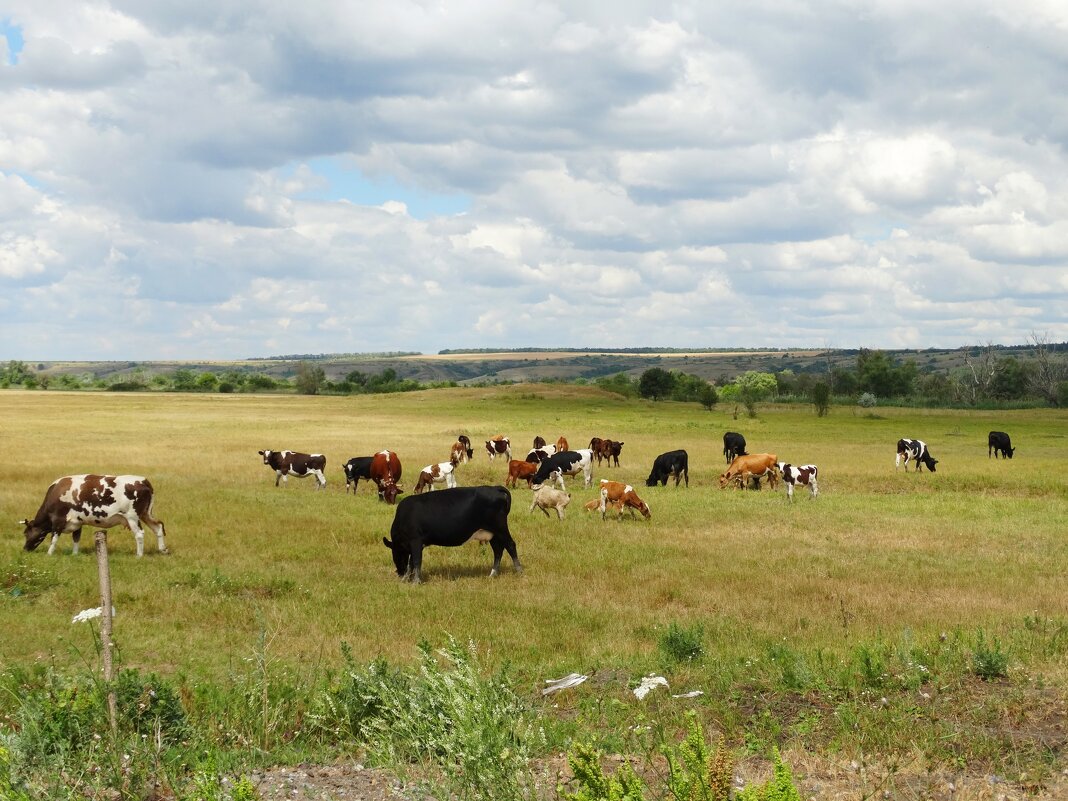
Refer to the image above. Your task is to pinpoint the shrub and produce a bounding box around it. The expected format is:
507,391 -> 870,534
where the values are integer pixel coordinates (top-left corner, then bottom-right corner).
736,749 -> 802,801
658,621 -> 705,664
972,630 -> 1009,680
857,392 -> 877,408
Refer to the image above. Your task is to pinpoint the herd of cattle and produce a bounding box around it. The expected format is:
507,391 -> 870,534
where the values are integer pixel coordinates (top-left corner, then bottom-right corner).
17,429 -> 1017,583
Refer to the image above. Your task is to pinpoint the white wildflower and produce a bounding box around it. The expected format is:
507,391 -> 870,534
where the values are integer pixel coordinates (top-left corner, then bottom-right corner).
71,606 -> 116,624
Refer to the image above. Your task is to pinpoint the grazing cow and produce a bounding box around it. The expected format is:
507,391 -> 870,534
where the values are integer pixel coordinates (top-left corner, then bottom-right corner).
529,485 -> 571,520
457,435 -> 474,461
21,474 -> 168,557
602,440 -> 624,467
382,485 -> 521,584
450,441 -> 468,465
597,480 -> 651,520
896,439 -> 938,472
259,450 -> 327,489
413,460 -> 458,493
988,431 -> 1015,459
584,497 -> 623,514
776,462 -> 819,501
506,459 -> 539,489
524,445 -> 556,463
556,436 -> 569,453
719,453 -> 778,490
485,436 -> 511,461
646,450 -> 689,487
342,456 -> 375,493
533,449 -> 595,489
723,432 -> 747,465
533,436 -> 546,449
369,450 -> 404,503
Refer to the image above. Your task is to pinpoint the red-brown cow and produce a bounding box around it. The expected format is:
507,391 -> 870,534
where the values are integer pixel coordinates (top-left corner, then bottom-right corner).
370,450 -> 404,504
506,459 -> 539,488
596,480 -> 651,520
719,453 -> 778,490
556,436 -> 569,453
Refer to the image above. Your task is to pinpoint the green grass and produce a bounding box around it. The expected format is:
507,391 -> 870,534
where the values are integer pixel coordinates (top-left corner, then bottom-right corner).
0,386 -> 1066,792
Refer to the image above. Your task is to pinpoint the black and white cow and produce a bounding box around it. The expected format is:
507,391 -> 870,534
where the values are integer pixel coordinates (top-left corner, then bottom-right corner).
259,450 -> 327,488
524,445 -> 556,463
723,432 -> 747,465
20,474 -> 168,557
895,439 -> 938,472
342,456 -> 375,493
645,450 -> 689,487
382,485 -> 521,584
532,449 -> 594,490
775,462 -> 819,501
988,431 -> 1015,459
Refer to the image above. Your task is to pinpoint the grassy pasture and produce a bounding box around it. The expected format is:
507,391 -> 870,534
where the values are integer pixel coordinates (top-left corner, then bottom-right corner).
1,385 -> 1066,694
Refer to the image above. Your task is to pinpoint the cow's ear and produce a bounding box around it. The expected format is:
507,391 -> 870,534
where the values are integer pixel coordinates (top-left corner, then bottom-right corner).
258,450 -> 265,456
382,537 -> 393,549
18,519 -> 28,526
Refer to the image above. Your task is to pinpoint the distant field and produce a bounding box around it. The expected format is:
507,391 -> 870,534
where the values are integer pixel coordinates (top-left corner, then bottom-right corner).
412,350 -> 825,361
2,385 -> 1065,690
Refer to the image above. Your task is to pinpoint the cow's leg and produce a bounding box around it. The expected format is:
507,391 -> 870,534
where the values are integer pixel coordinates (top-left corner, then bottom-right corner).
409,544 -> 424,584
48,531 -> 63,556
70,528 -> 83,555
123,514 -> 148,557
489,534 -> 522,577
786,482 -> 794,502
809,479 -> 818,499
315,470 -> 326,490
140,511 -> 168,553
555,506 -> 565,520
599,488 -> 609,520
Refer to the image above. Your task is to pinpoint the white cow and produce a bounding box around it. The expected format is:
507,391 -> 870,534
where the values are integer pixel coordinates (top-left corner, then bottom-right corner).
530,485 -> 571,520
413,461 -> 458,493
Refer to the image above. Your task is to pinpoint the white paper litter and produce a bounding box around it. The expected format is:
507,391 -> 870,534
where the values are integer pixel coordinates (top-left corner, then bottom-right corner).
671,690 -> 705,699
542,673 -> 589,695
633,674 -> 669,700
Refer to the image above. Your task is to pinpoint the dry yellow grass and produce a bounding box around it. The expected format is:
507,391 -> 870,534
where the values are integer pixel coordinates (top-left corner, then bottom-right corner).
1,386 -> 1066,687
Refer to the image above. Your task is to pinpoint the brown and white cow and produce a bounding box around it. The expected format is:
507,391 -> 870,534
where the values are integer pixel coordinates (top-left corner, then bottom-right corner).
450,441 -> 468,465
258,450 -> 327,489
506,459 -> 539,489
370,450 -> 404,504
413,459 -> 458,493
485,435 -> 511,461
597,479 -> 651,520
719,453 -> 778,490
457,435 -> 474,461
776,462 -> 819,501
20,474 -> 168,557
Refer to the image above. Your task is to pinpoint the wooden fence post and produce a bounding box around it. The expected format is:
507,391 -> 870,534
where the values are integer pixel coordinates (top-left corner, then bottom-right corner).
94,531 -> 118,735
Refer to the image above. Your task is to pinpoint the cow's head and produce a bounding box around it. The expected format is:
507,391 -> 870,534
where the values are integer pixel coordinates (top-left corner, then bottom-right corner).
382,537 -> 409,577
258,450 -> 272,465
632,497 -> 651,518
1007,447 -> 1015,458
20,518 -> 48,552
379,482 -> 403,504
923,456 -> 939,472
717,472 -> 732,489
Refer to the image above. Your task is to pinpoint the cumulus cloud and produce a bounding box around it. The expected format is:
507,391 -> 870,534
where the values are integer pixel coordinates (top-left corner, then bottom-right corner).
0,0 -> 1065,359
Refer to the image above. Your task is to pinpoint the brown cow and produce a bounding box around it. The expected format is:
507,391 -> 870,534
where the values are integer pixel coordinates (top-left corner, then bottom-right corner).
556,436 -> 569,453
602,440 -> 624,467
719,453 -> 778,490
597,479 -> 651,520
450,441 -> 468,464
506,459 -> 539,488
533,436 -> 546,449
370,450 -> 404,503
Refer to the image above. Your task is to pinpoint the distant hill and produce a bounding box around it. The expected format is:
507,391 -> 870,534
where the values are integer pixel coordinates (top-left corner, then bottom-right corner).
25,344 -> 1059,385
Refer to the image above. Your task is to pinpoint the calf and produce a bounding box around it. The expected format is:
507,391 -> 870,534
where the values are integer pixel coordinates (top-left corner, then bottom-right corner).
485,436 -> 511,461
597,480 -> 651,520
719,453 -> 778,490
259,450 -> 326,489
896,439 -> 938,472
342,456 -> 375,493
506,459 -> 539,489
450,441 -> 469,465
988,431 -> 1015,459
21,474 -> 168,557
370,450 -> 404,503
723,432 -> 747,465
776,462 -> 819,501
413,460 -> 458,493
383,485 -> 521,583
602,440 -> 624,467
646,450 -> 689,487
529,485 -> 571,520
533,449 -> 594,489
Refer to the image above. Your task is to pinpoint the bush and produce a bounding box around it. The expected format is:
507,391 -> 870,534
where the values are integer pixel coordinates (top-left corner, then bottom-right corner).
857,392 -> 877,408
972,630 -> 1009,680
658,621 -> 705,664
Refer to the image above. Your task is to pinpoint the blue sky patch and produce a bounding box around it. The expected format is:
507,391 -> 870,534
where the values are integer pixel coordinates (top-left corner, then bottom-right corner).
1,19 -> 24,65
291,158 -> 470,219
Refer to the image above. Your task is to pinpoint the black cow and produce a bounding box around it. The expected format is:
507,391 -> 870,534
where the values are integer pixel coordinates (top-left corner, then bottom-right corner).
532,449 -> 594,489
646,450 -> 689,487
988,431 -> 1015,459
382,486 -> 521,584
342,456 -> 375,493
896,438 -> 938,472
723,432 -> 747,465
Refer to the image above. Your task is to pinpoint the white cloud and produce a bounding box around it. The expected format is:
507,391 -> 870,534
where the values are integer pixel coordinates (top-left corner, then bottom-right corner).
1,0 -> 1066,358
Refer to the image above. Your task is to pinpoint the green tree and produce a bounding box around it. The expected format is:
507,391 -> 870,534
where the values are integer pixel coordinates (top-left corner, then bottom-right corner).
595,372 -> 637,398
195,371 -> 218,392
295,362 -> 326,395
734,371 -> 777,417
639,368 -> 676,400
811,382 -> 831,416
698,383 -> 719,411
171,368 -> 197,391
670,373 -> 710,402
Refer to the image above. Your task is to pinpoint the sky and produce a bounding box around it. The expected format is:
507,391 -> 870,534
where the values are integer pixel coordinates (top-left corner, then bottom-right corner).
1,1 -> 1066,360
